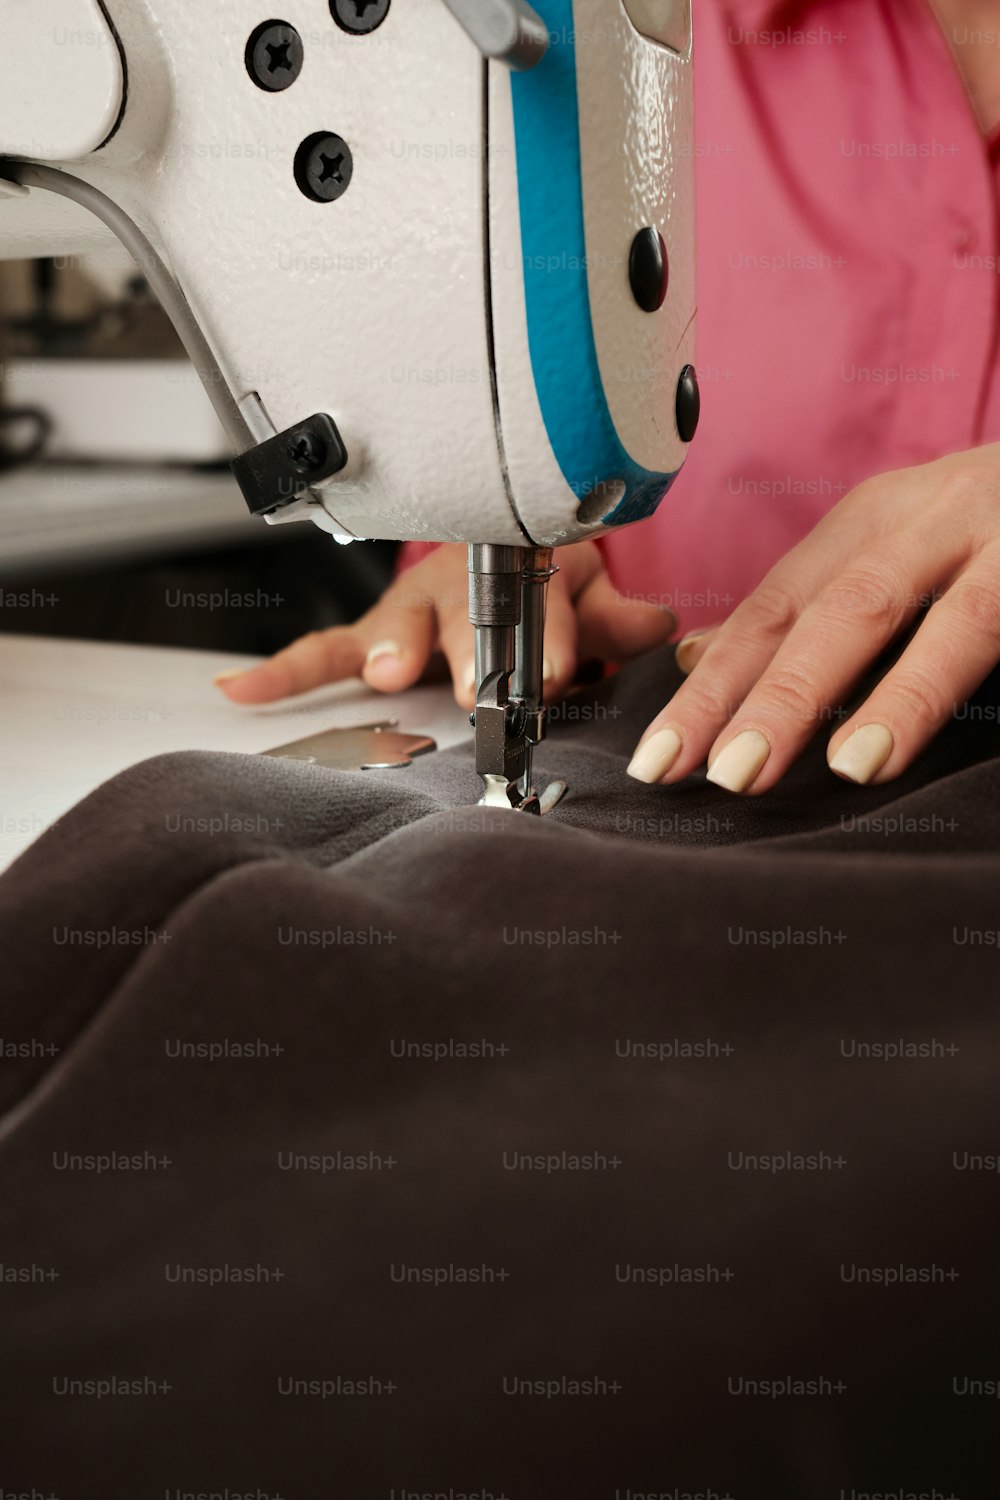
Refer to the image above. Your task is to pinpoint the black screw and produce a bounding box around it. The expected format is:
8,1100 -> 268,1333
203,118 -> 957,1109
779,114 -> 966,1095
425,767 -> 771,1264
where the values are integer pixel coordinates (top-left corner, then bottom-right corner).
245,20 -> 304,92
331,0 -> 391,35
286,429 -> 328,474
505,703 -> 527,740
294,131 -> 354,203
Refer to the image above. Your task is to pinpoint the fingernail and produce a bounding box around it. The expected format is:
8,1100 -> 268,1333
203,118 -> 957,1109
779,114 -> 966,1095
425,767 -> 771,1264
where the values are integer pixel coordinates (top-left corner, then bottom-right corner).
627,727 -> 683,784
675,631 -> 708,675
463,665 -> 477,699
706,729 -> 770,794
829,723 -> 893,784
542,658 -> 555,685
365,640 -> 402,668
213,669 -> 246,686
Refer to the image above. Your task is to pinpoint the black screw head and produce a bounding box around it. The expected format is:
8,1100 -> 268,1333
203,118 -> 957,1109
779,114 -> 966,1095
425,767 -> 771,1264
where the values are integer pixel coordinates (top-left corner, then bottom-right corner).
286,429 -> 328,474
505,702 -> 527,740
331,0 -> 391,34
675,364 -> 701,444
294,131 -> 354,203
629,226 -> 668,313
245,20 -> 304,92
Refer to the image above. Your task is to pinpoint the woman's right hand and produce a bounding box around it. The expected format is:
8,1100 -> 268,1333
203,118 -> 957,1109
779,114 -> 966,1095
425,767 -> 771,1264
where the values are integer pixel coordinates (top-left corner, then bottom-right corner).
214,540 -> 677,711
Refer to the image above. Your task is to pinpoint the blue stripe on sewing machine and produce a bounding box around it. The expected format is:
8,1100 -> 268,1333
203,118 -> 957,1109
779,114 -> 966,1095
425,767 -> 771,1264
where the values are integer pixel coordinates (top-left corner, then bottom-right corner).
508,0 -> 679,529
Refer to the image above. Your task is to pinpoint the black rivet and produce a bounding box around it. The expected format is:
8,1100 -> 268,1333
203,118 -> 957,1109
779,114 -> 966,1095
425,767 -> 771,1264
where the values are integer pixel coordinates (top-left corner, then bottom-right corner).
294,132 -> 354,203
675,364 -> 700,444
629,227 -> 668,313
245,20 -> 304,92
331,0 -> 391,34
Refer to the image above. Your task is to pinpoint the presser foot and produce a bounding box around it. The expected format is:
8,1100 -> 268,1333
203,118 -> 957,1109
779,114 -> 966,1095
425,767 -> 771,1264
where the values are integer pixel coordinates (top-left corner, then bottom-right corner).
477,772 -> 569,816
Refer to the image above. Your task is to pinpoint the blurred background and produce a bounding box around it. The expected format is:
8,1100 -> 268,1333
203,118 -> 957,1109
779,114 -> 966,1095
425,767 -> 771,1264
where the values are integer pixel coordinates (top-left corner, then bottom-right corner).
0,247 -> 396,655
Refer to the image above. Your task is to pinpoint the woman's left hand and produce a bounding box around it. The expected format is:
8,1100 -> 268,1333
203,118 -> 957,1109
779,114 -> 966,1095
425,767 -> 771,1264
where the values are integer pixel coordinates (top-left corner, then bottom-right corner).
627,443 -> 1000,793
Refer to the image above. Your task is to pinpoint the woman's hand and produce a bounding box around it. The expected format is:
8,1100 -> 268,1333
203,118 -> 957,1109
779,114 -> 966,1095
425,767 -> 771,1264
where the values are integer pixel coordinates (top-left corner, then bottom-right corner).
216,539 -> 676,710
628,444 -> 1000,793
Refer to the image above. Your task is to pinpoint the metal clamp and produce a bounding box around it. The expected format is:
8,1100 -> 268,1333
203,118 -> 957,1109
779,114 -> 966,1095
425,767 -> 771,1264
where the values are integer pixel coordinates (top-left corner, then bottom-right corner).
231,413 -> 348,517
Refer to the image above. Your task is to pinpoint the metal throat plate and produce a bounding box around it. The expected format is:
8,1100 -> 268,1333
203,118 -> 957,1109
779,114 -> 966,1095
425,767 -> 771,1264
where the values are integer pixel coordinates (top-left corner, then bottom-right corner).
262,720 -> 437,771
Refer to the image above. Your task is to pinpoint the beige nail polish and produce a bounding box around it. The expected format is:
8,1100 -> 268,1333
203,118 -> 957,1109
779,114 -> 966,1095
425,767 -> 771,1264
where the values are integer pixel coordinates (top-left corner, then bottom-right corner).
829,723 -> 893,784
463,665 -> 477,699
627,727 -> 683,784
365,640 -> 402,667
542,658 -> 555,684
213,669 -> 246,685
706,729 -> 770,794
675,631 -> 707,676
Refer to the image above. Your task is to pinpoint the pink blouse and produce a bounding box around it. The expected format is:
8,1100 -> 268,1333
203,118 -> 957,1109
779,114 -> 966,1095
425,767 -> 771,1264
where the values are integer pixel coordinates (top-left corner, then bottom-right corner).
403,0 -> 1000,633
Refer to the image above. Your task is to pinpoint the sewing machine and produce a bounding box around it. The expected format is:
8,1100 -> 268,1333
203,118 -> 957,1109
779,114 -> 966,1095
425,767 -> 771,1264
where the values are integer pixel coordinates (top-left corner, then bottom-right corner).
0,0 -> 697,811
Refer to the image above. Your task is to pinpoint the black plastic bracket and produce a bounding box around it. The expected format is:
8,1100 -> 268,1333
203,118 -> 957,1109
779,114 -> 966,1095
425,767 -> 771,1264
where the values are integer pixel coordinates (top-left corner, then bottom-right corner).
231,412 -> 348,516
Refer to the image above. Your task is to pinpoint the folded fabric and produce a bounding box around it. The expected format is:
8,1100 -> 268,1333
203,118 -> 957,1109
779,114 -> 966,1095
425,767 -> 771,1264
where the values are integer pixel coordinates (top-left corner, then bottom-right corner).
2,646 -> 999,1498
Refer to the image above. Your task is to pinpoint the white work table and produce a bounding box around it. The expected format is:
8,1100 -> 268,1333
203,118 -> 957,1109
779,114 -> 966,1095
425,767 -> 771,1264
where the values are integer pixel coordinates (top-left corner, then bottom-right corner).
0,634 -> 471,873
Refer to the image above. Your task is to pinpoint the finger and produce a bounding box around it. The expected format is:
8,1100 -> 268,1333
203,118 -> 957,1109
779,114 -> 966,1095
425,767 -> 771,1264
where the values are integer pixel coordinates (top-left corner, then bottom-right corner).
626,573 -> 814,784
360,582 -> 440,693
215,596 -> 435,704
701,552 -> 934,794
575,566 -> 677,661
553,537 -> 605,598
436,590 -> 478,708
676,626 -> 720,675
360,604 -> 437,694
826,563 -> 1000,784
625,504 -> 921,787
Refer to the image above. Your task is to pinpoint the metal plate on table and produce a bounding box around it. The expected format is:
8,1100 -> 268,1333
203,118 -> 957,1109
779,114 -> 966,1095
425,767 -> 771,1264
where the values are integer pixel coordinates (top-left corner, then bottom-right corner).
261,719 -> 437,772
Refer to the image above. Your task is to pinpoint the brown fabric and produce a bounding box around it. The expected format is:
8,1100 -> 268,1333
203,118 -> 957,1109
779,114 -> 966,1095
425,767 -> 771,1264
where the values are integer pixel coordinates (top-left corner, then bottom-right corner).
2,645 -> 1000,1498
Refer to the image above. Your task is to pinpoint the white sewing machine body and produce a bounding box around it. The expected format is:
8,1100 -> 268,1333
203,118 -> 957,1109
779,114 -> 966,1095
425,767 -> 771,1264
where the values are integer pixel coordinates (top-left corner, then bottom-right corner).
0,0 -> 696,548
